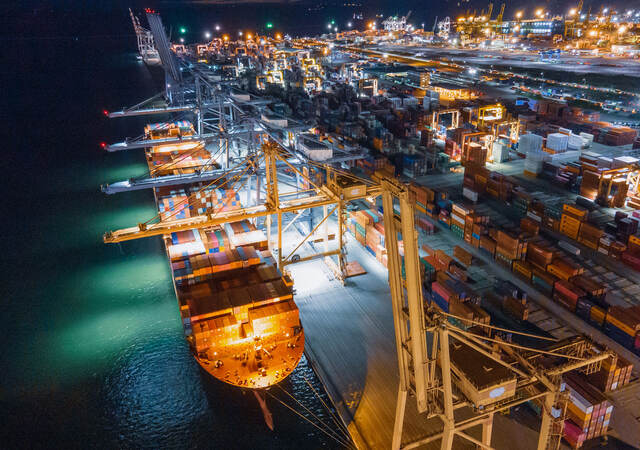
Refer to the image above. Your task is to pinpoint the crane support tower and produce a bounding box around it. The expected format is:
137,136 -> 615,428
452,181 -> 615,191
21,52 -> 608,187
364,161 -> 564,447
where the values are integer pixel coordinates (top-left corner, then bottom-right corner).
129,8 -> 160,65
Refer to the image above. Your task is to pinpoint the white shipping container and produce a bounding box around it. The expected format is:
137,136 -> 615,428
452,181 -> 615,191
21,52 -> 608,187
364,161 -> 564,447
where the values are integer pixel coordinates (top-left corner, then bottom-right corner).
546,133 -> 569,152
462,187 -> 478,202
492,142 -> 509,163
518,133 -> 543,154
527,211 -> 542,222
579,132 -> 594,147
567,134 -> 585,150
597,157 -> 613,169
451,213 -> 465,226
549,150 -> 580,163
559,240 -> 581,256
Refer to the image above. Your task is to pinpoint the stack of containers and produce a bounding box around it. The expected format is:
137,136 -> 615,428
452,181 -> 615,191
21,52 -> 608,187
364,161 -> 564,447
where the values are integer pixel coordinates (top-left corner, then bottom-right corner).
453,246 -> 473,267
604,306 -> 640,351
572,275 -> 607,322
563,372 -> 612,448
409,183 -> 433,215
547,256 -> 584,281
228,220 -> 268,250
579,132 -> 594,147
168,230 -> 206,259
189,186 -> 241,215
495,230 -> 526,269
567,134 -> 585,150
365,210 -> 385,260
201,227 -> 230,254
579,153 -> 600,200
492,141 -> 510,163
624,234 -> 640,271
559,204 -> 588,240
493,280 -> 530,321
577,222 -> 603,251
450,203 -> 469,240
586,354 -> 633,392
520,133 -> 545,176
553,279 -> 586,312
159,192 -> 190,220
546,132 -> 569,153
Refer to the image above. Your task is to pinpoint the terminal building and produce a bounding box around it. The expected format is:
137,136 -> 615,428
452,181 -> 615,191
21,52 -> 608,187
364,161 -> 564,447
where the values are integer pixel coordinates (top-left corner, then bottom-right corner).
498,18 -> 565,38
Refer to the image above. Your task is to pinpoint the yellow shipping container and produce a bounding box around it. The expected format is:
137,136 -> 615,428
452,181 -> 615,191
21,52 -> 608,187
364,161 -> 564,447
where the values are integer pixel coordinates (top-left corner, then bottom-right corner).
590,306 -> 605,326
606,313 -> 636,337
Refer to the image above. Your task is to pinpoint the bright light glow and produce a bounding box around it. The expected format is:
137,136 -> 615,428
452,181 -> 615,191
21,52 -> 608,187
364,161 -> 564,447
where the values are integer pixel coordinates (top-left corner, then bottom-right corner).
238,31 -> 243,36
348,22 -> 352,27
179,27 -> 187,34
223,35 -> 229,41
516,11 -> 523,19
215,25 -> 220,31
468,68 -> 477,75
618,25 -> 627,34
276,33 -> 282,40
568,8 -> 577,16
204,31 -> 211,39
535,9 -> 543,18
589,30 -> 597,37
179,37 -> 185,43
247,33 -> 252,40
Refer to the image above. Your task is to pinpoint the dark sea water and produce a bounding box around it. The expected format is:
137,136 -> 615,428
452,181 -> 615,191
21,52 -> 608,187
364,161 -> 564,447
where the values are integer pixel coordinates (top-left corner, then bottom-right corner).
0,6 -> 364,449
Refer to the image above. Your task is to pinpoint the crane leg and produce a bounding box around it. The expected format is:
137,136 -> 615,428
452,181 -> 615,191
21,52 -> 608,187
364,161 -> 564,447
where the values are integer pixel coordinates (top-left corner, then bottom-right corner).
392,388 -> 407,450
482,413 -> 493,448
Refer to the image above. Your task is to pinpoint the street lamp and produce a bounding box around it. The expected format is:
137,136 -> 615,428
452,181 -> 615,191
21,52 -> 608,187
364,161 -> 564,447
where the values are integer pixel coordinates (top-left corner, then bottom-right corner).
204,31 -> 211,39
215,25 -> 220,31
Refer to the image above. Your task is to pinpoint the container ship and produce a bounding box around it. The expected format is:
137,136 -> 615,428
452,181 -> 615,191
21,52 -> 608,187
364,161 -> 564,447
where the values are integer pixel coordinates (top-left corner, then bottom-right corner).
144,121 -> 304,388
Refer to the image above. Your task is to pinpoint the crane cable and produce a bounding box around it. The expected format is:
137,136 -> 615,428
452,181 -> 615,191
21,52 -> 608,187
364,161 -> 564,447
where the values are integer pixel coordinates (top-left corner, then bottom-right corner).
149,137 -> 228,177
151,158 -> 254,225
439,312 -> 559,341
275,384 -> 351,443
146,153 -> 261,225
447,325 -> 588,361
265,390 -> 355,449
302,375 -> 351,438
147,142 -> 210,178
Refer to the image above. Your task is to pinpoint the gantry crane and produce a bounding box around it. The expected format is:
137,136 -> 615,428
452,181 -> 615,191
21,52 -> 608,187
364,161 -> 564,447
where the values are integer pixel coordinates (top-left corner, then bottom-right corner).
103,136 -> 614,450
103,10 -> 617,449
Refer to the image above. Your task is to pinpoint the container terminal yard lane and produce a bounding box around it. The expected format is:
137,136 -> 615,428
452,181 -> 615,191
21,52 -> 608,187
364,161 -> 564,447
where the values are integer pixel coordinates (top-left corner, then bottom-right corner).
102,8 -> 640,450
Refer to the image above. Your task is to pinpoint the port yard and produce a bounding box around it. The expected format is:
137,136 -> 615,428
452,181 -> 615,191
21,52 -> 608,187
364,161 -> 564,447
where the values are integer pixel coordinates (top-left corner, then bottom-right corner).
101,8 -> 640,450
